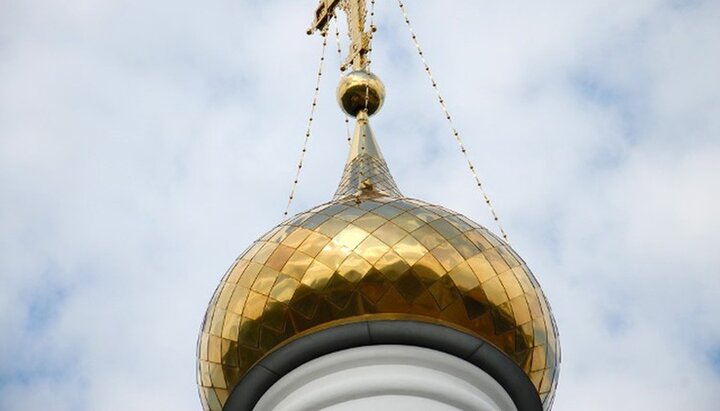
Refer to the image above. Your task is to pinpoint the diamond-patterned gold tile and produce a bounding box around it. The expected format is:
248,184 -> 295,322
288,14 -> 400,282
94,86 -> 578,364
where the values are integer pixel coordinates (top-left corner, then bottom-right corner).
448,261 -> 480,292
429,218 -> 462,239
391,212 -> 424,232
333,225 -> 370,250
373,204 -> 404,219
301,213 -> 331,230
315,242 -> 351,271
207,335 -> 222,363
221,338 -> 239,367
297,232 -> 331,257
483,276 -> 510,306
445,214 -> 474,232
394,271 -> 427,303
198,197 -> 559,411
205,387 -> 222,410
484,248 -> 511,273
221,312 -> 241,340
448,234 -> 481,259
375,250 -> 411,282
467,254 -> 496,283
242,292 -> 267,321
352,212 -> 387,232
251,267 -> 278,295
373,221 -> 407,246
251,242 -> 275,264
215,282 -> 234,310
301,260 -> 335,289
412,253 -> 446,285
225,260 -> 247,284
269,275 -> 300,303
338,253 -> 372,283
357,268 -> 391,303
428,275 -> 461,310
499,270 -> 524,300
355,235 -> 391,264
316,217 -> 350,238
280,250 -> 313,280
209,310 -> 225,337
430,241 -> 465,271
265,245 -> 294,271
510,296 -> 532,326
236,262 -> 261,289
392,235 -> 428,266
237,318 -> 261,348
408,206 -> 440,223
267,225 -> 294,244
282,227 -> 312,248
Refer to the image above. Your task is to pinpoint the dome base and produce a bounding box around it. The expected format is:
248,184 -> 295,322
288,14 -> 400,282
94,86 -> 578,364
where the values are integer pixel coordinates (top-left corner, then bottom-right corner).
222,320 -> 542,411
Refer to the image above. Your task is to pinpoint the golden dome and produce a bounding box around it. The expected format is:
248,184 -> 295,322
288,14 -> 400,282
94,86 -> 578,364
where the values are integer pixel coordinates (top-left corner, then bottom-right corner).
197,112 -> 559,410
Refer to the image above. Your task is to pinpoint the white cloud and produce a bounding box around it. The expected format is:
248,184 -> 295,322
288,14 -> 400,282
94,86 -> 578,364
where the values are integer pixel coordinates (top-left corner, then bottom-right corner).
1,0 -> 719,410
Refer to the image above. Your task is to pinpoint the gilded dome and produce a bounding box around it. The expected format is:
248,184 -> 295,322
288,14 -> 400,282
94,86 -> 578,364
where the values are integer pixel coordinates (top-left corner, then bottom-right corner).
197,113 -> 560,410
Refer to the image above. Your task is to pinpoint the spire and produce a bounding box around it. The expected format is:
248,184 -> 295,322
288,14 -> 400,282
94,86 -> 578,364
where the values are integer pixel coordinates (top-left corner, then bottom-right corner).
333,111 -> 402,200
308,0 -> 399,201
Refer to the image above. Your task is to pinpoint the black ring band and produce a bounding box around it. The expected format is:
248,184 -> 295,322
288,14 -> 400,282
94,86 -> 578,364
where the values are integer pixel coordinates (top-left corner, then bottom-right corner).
223,320 -> 542,411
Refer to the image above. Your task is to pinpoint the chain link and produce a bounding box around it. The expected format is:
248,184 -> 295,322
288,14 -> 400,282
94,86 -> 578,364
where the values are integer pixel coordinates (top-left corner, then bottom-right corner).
283,30 -> 329,218
333,14 -> 352,145
396,0 -> 510,243
367,0 -> 377,66
359,1 -> 375,191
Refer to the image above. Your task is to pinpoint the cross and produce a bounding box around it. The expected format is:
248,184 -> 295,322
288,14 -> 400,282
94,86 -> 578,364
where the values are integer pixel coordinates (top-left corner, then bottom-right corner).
308,0 -> 373,71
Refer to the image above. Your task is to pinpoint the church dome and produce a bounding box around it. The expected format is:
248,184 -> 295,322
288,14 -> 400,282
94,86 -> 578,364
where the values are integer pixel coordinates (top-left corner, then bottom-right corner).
197,112 -> 560,410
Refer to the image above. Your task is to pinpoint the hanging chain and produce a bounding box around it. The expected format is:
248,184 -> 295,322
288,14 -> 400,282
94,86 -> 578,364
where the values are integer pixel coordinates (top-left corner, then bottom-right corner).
354,90 -> 370,205
396,0 -> 510,243
333,14 -> 352,145
359,1 -> 376,193
283,30 -> 329,218
359,74 -> 370,186
355,12 -> 375,203
367,0 -> 377,66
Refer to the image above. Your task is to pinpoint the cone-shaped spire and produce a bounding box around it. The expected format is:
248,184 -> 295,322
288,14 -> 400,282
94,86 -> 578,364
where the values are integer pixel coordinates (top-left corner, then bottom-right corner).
333,111 -> 403,200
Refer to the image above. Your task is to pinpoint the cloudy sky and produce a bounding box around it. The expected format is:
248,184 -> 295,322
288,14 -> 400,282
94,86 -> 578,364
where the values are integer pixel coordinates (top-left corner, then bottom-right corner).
1,0 -> 719,410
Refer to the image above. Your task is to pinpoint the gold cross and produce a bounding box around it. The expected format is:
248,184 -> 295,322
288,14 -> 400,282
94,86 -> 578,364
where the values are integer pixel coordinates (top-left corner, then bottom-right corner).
308,0 -> 372,71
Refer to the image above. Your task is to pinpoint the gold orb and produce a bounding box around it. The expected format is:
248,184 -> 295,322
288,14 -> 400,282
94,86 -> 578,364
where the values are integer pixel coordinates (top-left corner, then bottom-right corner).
337,70 -> 385,117
197,197 -> 560,410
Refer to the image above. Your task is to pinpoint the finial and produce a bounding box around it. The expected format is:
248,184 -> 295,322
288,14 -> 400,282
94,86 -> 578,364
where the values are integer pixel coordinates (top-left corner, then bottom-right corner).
307,1 -> 384,117
337,70 -> 385,117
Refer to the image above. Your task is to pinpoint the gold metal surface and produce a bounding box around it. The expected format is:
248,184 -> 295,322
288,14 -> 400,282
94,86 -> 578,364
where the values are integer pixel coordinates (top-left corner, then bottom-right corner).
198,195 -> 560,410
337,70 -> 385,117
198,116 -> 560,409
198,3 -> 559,408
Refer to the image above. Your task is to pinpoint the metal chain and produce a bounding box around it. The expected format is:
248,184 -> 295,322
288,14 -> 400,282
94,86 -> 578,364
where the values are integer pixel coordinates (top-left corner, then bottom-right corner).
360,0 -> 375,192
333,14 -> 352,145
355,93 -> 370,205
354,0 -> 379,205
367,0 -> 377,66
359,81 -> 370,186
283,30 -> 329,218
396,0 -> 510,243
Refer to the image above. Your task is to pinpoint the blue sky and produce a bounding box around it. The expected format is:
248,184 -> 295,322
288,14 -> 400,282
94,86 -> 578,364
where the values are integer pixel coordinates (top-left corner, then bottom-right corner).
1,0 -> 719,410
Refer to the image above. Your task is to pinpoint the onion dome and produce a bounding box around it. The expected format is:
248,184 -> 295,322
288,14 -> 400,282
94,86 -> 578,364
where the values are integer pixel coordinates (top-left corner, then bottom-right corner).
197,77 -> 560,410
